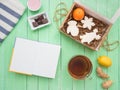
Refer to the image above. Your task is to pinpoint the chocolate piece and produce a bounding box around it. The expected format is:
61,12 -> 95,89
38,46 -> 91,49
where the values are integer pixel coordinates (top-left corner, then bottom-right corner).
35,18 -> 39,22
38,15 -> 44,20
37,20 -> 43,25
34,14 -> 44,23
32,22 -> 39,27
42,18 -> 48,24
32,13 -> 49,27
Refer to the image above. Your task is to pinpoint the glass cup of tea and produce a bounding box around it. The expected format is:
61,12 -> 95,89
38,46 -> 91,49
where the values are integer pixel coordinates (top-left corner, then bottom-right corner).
68,55 -> 92,79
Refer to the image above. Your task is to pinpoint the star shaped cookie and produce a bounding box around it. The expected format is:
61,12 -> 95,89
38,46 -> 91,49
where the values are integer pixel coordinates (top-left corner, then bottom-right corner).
81,16 -> 95,30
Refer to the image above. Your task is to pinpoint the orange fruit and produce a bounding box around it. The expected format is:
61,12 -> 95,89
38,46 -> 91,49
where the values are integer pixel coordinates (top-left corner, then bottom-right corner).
73,8 -> 85,20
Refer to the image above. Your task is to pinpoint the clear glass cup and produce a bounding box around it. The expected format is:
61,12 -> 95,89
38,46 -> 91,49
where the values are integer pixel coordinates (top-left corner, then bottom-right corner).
68,55 -> 92,80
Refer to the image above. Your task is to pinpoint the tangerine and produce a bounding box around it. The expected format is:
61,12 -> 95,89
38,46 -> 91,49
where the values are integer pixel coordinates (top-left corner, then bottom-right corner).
73,8 -> 85,20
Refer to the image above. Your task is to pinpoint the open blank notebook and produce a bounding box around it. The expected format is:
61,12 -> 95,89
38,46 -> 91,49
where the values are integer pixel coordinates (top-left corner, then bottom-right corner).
9,38 -> 61,78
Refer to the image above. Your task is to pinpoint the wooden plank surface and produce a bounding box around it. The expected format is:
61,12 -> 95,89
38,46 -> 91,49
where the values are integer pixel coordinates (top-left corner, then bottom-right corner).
0,0 -> 120,90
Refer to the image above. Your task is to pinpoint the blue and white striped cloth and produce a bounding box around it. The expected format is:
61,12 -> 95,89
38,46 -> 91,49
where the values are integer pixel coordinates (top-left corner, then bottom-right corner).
0,0 -> 25,43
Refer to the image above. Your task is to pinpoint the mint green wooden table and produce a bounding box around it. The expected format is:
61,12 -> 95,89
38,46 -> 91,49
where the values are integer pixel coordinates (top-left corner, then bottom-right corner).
0,0 -> 120,90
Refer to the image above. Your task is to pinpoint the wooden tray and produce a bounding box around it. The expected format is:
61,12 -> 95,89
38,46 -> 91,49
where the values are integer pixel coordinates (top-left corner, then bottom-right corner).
60,2 -> 113,50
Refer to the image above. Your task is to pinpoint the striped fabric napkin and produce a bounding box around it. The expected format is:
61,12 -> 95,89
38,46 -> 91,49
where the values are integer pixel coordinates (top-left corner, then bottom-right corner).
0,0 -> 25,43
